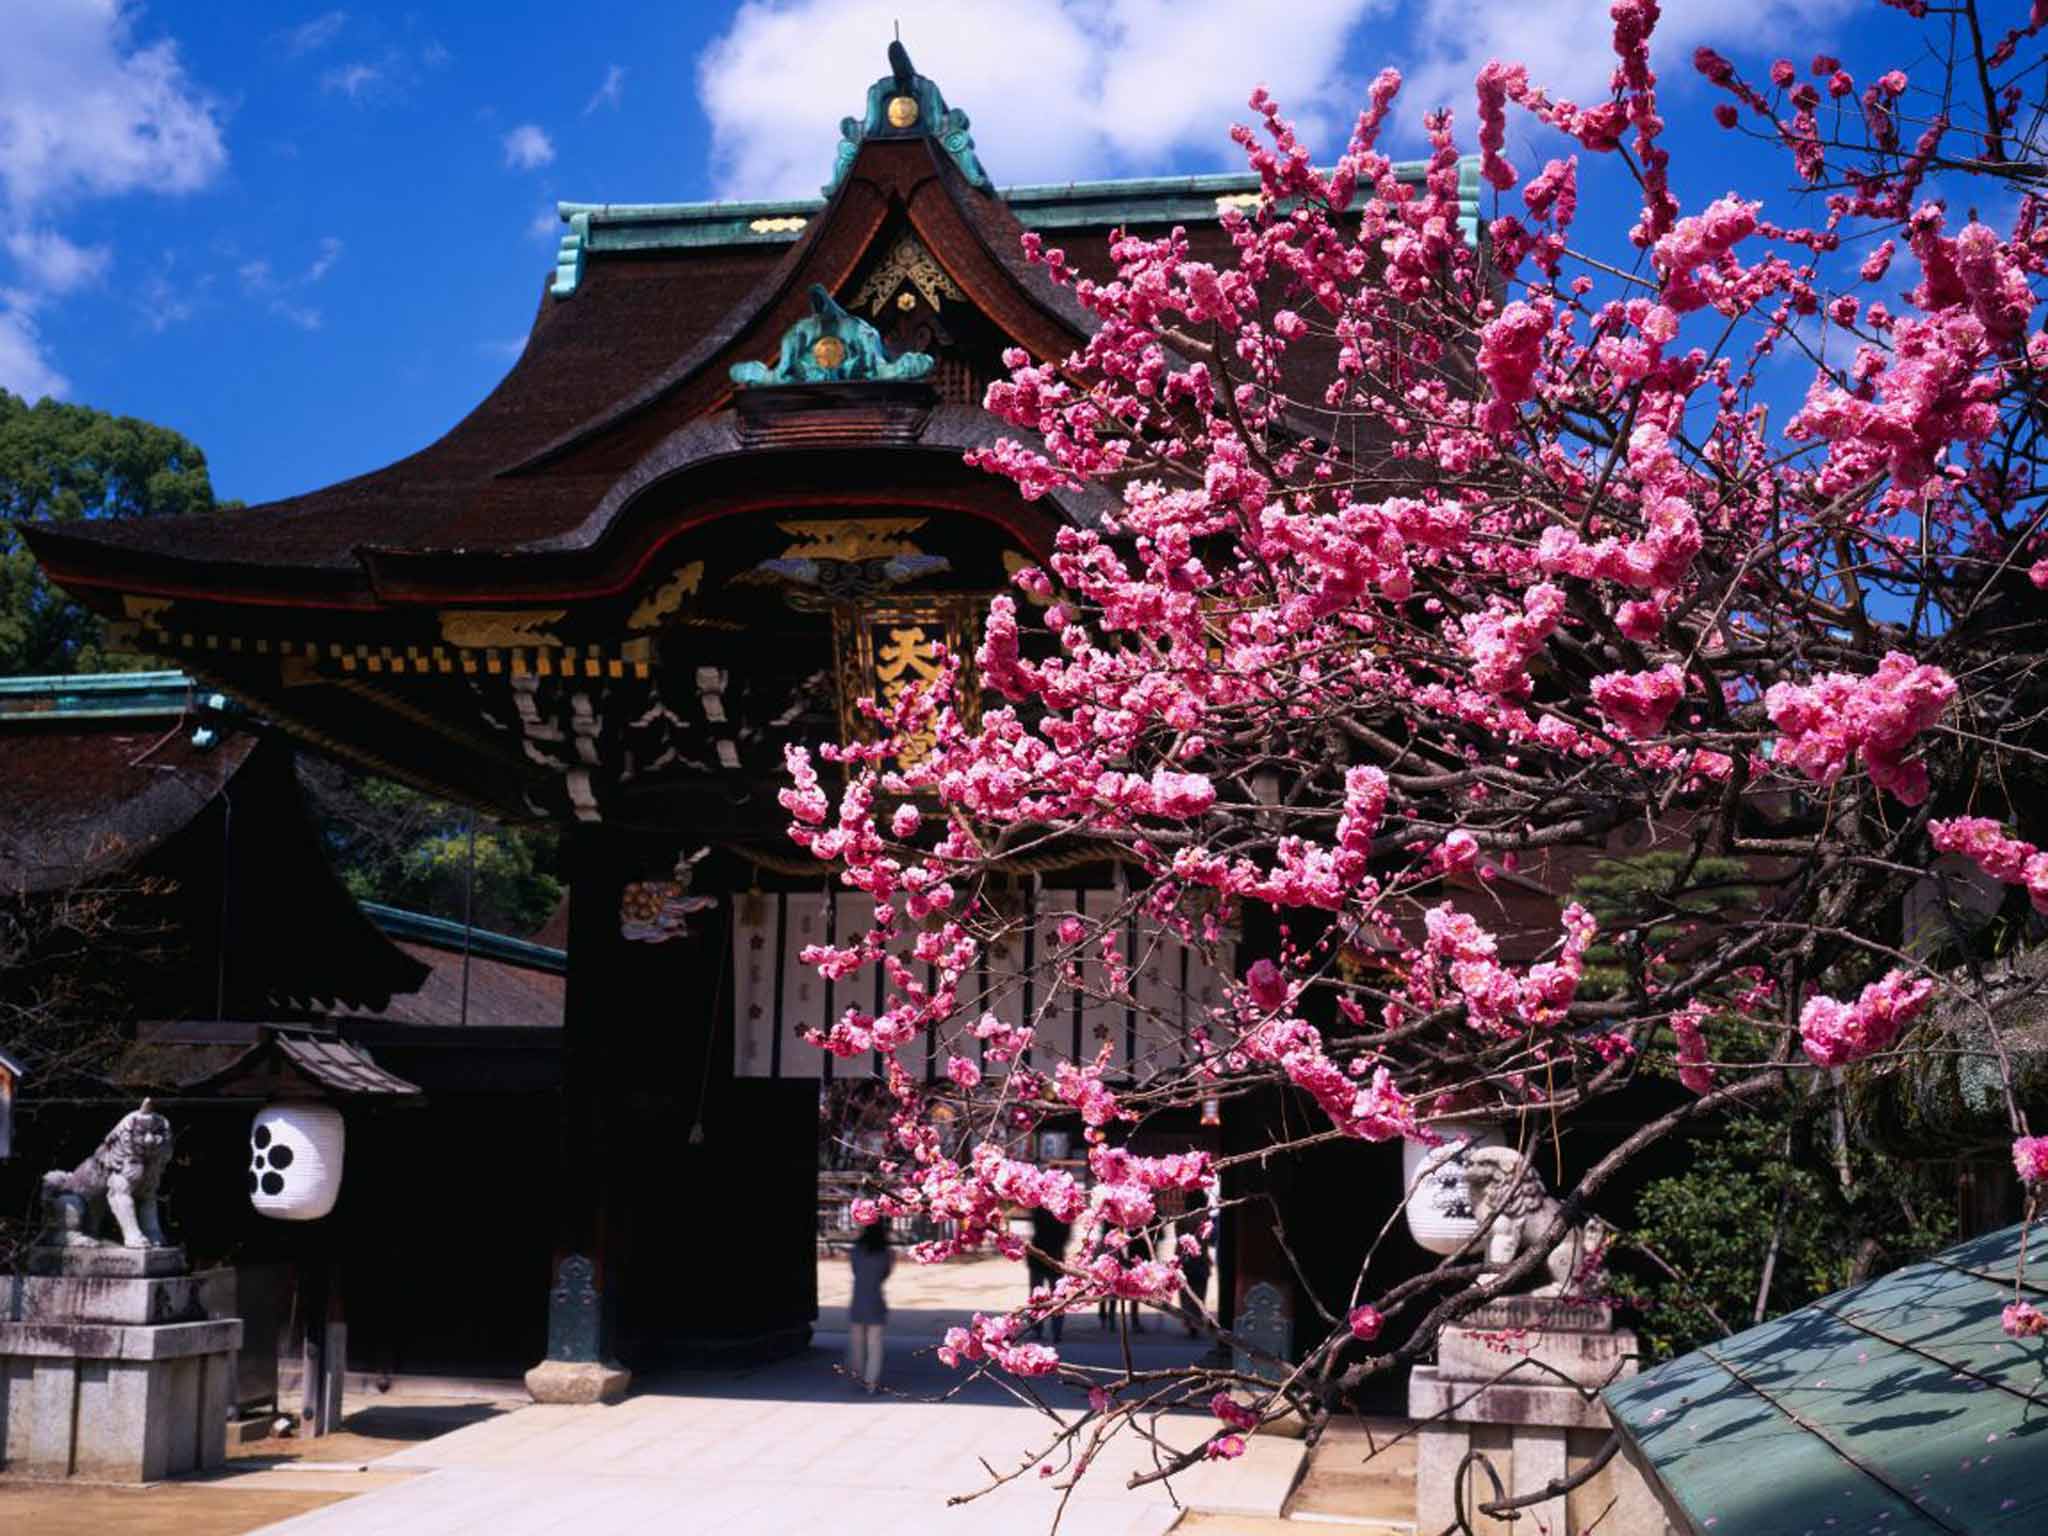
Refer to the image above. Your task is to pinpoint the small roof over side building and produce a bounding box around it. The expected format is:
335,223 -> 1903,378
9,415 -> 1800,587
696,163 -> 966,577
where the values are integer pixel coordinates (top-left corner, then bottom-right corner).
1606,1220 -> 2048,1534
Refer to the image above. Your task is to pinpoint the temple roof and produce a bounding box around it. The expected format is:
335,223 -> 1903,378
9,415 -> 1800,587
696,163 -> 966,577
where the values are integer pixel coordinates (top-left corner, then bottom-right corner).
21,31 -> 1464,603
12,47 -> 1474,824
0,671 -> 429,1012
547,163 -> 1472,292
0,672 -> 250,895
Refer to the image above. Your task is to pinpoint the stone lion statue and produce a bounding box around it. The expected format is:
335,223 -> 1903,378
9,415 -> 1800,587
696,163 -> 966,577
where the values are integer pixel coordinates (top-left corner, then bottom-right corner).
1462,1146 -> 1613,1298
39,1100 -> 174,1249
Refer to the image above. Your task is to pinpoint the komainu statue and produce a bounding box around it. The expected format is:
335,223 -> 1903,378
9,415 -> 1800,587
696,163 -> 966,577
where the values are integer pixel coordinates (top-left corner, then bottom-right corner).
1463,1146 -> 1613,1298
39,1099 -> 175,1249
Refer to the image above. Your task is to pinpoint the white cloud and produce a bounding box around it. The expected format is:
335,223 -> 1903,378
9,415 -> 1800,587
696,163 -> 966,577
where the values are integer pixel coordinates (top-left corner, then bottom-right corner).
586,64 -> 626,114
322,61 -> 382,99
4,229 -> 112,299
0,0 -> 226,214
136,265 -> 199,333
304,235 -> 343,283
530,205 -> 563,241
1396,0 -> 1856,125
237,237 -> 340,329
284,10 -> 348,56
694,0 -> 1386,199
503,123 -> 556,171
478,335 -> 527,362
0,305 -> 68,401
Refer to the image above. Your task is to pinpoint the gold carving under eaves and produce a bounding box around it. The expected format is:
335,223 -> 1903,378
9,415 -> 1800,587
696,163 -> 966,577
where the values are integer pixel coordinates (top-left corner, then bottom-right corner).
777,518 -> 928,562
832,598 -> 980,768
438,610 -> 566,649
851,235 -> 967,317
627,562 -> 705,631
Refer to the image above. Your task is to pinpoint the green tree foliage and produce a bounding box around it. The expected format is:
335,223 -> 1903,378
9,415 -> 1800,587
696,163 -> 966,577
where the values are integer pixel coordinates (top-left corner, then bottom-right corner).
1627,1104 -> 1957,1360
298,759 -> 563,937
0,389 -> 234,676
1570,849 -> 1755,1000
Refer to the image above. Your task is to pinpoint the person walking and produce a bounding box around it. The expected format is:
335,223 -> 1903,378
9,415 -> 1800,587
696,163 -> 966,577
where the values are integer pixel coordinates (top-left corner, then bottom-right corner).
1025,1206 -> 1072,1343
847,1218 -> 893,1393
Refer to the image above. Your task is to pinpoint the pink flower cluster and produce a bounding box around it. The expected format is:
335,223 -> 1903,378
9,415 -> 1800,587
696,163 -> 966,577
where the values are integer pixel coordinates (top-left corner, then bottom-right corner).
1798,970 -> 1936,1067
1929,819 -> 2048,914
1591,664 -> 1687,740
1765,652 -> 1956,804
1419,902 -> 1598,1033
2003,1300 -> 2047,1340
2013,1136 -> 2048,1184
1671,1001 -> 1715,1095
939,1312 -> 1061,1376
1211,1392 -> 1260,1431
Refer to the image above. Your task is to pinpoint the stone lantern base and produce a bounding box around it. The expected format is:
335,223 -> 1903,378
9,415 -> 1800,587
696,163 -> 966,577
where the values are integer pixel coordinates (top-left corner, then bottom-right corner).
1410,1296 -> 1675,1536
1,1246 -> 242,1482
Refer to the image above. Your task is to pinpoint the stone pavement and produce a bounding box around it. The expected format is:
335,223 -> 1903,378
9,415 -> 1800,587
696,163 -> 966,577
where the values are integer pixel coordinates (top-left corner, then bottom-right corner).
241,1259 -> 1310,1536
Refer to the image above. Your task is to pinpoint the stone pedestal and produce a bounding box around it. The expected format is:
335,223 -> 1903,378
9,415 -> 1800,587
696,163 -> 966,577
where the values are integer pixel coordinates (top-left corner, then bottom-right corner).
524,1358 -> 631,1405
0,1246 -> 242,1482
1411,1296 -> 1674,1536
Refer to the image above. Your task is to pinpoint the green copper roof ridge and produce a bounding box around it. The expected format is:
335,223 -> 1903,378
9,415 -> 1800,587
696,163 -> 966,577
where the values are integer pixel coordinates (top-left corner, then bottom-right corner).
0,670 -> 201,722
547,154 -> 1480,297
358,900 -> 568,975
552,158 -> 1445,226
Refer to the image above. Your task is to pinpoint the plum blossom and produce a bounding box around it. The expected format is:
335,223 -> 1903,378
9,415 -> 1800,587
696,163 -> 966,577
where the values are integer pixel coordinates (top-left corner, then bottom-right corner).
1799,971 -> 1936,1066
2013,1137 -> 2048,1185
1766,653 -> 1955,804
2003,1301 -> 2048,1340
1591,664 -> 1687,740
1672,1001 -> 1715,1095
1211,1392 -> 1260,1431
1929,819 -> 2048,914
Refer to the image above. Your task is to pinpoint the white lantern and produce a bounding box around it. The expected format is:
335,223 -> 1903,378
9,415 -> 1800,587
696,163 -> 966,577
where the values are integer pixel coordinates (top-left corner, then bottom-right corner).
1402,1121 -> 1508,1255
249,1102 -> 345,1221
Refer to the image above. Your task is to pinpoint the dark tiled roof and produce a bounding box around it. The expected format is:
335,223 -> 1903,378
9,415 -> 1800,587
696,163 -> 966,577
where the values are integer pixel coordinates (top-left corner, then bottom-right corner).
274,1032 -> 423,1097
335,940 -> 563,1029
0,703 -> 252,895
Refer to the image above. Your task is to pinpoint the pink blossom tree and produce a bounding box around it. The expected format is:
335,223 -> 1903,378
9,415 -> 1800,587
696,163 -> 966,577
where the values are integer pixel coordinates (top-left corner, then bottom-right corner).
782,0 -> 2048,1498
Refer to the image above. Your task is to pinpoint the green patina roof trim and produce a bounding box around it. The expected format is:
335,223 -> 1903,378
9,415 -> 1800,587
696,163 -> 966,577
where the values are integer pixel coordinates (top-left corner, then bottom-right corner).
358,901 -> 568,975
825,41 -> 989,198
0,671 -> 202,723
548,155 -> 1478,297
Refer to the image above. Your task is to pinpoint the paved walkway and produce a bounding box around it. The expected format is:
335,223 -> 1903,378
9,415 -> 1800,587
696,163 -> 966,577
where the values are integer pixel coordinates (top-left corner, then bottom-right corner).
242,1261 -> 1307,1536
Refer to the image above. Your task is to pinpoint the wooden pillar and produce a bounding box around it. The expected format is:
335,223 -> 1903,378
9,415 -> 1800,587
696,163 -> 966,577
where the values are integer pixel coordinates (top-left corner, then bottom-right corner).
529,823 -> 631,1399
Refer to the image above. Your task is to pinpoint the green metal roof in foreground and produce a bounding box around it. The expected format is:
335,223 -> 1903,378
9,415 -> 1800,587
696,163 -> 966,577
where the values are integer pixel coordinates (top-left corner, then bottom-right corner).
1604,1221 -> 2048,1535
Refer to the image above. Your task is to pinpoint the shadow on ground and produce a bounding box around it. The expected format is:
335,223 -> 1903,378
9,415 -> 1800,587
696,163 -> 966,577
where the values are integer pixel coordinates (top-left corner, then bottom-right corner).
638,1308 -> 1220,1414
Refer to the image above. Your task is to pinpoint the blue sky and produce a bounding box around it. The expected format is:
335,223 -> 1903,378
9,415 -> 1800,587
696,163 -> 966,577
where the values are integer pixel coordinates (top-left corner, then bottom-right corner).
0,0 -> 1948,509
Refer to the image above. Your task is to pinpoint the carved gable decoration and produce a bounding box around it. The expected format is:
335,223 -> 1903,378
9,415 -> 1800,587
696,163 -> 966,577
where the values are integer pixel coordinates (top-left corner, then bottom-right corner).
852,234 -> 967,317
